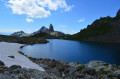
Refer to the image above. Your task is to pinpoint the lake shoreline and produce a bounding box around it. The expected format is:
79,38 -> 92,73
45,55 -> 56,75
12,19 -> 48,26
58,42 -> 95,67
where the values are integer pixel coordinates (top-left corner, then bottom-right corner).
19,45 -> 120,79
21,39 -> 120,65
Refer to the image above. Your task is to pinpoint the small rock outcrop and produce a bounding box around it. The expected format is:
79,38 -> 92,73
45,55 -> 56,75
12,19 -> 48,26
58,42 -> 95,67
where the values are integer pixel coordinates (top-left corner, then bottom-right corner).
11,31 -> 30,37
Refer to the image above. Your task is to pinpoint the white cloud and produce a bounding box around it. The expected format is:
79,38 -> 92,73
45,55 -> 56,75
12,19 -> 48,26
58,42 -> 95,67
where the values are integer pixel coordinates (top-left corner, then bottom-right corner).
65,5 -> 74,12
78,18 -> 85,23
7,0 -> 73,19
61,29 -> 78,34
26,18 -> 34,22
59,25 -> 67,27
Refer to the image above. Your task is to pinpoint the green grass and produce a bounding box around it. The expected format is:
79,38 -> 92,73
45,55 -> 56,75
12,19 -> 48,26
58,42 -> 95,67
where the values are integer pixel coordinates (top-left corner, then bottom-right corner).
98,70 -> 110,75
78,66 -> 84,71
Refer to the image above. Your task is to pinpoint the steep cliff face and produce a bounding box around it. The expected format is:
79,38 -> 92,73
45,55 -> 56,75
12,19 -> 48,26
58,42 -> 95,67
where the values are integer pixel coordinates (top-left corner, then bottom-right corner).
11,31 -> 30,37
67,9 -> 120,43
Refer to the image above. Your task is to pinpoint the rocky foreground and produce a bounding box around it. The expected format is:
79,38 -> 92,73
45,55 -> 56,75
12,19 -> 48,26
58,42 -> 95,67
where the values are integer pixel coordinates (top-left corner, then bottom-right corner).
0,42 -> 119,79
1,50 -> 120,79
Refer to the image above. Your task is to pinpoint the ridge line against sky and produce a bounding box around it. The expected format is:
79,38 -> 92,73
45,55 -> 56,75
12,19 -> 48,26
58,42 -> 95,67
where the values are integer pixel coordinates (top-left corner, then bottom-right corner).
0,0 -> 120,35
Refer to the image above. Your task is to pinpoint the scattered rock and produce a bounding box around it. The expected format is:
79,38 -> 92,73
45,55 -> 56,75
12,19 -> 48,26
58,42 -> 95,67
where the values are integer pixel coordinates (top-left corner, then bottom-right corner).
107,73 -> 118,77
81,67 -> 97,75
68,66 -> 78,75
1,56 -> 120,79
10,65 -> 21,69
114,70 -> 120,75
68,62 -> 81,67
8,56 -> 15,59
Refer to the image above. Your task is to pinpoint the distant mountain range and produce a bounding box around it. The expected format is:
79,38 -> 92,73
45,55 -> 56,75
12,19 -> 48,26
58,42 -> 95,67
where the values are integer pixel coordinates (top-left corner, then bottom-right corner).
66,9 -> 120,43
11,24 -> 65,37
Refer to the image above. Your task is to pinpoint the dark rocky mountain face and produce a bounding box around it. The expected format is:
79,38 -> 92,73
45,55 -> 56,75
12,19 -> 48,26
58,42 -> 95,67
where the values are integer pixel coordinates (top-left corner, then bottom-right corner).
49,24 -> 54,32
39,26 -> 50,34
66,9 -> 120,43
31,24 -> 65,36
31,26 -> 50,35
116,9 -> 120,17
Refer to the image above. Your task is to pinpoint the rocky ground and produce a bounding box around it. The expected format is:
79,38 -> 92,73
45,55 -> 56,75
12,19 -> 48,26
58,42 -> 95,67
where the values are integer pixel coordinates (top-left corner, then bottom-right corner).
0,56 -> 120,79
28,58 -> 120,79
6,51 -> 118,79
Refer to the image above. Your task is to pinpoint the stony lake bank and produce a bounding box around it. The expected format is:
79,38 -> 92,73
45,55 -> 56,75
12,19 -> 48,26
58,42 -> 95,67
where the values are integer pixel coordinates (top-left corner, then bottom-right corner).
1,55 -> 120,79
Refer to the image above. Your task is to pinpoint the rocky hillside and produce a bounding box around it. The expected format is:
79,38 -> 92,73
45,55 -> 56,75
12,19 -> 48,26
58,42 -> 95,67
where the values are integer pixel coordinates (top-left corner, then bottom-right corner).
11,31 -> 30,37
66,9 -> 120,43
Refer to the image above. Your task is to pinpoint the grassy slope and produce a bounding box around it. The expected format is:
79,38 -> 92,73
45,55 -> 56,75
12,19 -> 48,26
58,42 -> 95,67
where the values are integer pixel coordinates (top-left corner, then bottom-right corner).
66,16 -> 120,42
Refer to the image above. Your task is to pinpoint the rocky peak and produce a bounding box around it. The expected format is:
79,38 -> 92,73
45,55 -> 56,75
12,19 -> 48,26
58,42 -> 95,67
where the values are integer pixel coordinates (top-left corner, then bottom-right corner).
39,26 -> 50,34
40,26 -> 48,31
116,9 -> 120,17
11,31 -> 30,37
31,26 -> 50,35
49,24 -> 54,32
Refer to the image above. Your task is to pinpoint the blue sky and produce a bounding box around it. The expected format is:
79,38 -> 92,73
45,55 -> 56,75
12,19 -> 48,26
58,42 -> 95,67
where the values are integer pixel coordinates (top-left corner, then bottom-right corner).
0,0 -> 120,35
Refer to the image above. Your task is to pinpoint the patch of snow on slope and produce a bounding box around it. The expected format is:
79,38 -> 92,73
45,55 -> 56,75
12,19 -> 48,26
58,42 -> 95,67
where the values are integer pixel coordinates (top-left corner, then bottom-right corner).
0,42 -> 44,71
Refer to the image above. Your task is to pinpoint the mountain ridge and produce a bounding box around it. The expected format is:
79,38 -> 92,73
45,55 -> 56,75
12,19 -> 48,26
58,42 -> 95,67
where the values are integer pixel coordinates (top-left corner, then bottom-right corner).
66,9 -> 120,43
11,24 -> 65,37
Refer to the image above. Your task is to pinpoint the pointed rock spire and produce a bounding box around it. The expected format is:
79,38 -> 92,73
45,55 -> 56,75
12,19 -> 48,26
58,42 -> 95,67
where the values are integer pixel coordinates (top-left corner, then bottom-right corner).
49,24 -> 54,32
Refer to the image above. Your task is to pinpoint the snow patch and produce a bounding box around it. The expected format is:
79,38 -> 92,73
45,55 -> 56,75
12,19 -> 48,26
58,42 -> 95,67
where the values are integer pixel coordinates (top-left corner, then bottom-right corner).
0,42 -> 45,71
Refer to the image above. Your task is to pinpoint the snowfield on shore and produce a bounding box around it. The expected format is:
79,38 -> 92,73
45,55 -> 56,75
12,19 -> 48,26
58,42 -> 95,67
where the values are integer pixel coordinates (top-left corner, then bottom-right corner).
0,42 -> 45,71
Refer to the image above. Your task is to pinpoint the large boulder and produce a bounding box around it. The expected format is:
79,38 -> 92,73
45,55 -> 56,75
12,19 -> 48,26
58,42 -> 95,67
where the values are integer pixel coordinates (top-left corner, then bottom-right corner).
86,60 -> 110,71
86,60 -> 120,72
81,67 -> 97,75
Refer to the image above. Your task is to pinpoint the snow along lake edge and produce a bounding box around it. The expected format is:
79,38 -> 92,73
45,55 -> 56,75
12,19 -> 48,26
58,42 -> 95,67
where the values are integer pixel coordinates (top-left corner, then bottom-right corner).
0,42 -> 45,71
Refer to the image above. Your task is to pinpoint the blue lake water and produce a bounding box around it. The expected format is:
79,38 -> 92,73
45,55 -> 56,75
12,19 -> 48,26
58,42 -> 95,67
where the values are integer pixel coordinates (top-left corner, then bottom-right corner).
21,39 -> 120,65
